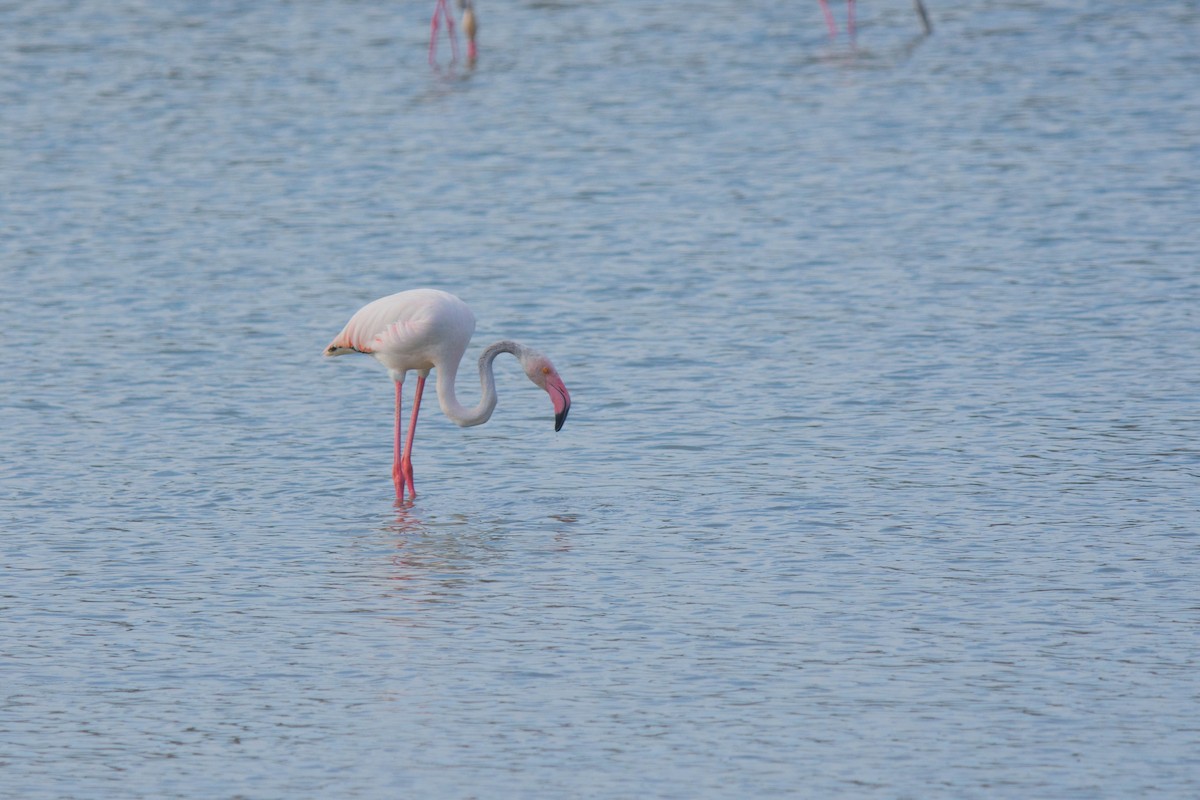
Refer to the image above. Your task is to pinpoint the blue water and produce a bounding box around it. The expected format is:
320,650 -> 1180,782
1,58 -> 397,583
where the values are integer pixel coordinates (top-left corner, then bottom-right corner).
3,1 -> 1199,797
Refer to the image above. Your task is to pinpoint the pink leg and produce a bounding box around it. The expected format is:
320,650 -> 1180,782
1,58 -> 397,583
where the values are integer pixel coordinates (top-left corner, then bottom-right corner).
393,379 -> 406,501
444,5 -> 460,63
401,375 -> 426,498
847,0 -> 856,38
818,0 -> 838,37
428,0 -> 460,67
429,0 -> 441,66
463,2 -> 478,62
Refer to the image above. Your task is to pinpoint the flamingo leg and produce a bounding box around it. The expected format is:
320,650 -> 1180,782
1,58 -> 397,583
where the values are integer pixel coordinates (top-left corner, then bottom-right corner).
818,0 -> 838,37
428,0 -> 441,66
428,0 -> 460,67
847,0 -> 856,38
444,3 -> 460,63
462,0 -> 478,63
914,0 -> 933,35
401,375 -> 426,498
393,379 -> 406,501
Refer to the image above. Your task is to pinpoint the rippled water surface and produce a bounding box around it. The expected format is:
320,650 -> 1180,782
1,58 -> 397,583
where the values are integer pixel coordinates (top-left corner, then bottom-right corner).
3,1 -> 1199,797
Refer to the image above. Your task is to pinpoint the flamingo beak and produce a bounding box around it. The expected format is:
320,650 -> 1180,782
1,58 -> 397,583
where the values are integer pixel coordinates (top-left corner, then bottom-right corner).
546,375 -> 571,432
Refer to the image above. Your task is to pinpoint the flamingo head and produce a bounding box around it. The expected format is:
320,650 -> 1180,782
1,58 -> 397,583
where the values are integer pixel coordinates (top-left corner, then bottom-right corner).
520,350 -> 571,432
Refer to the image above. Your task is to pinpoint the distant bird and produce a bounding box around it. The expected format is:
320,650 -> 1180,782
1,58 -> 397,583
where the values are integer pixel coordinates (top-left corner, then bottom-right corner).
325,289 -> 571,501
429,0 -> 478,66
817,0 -> 932,38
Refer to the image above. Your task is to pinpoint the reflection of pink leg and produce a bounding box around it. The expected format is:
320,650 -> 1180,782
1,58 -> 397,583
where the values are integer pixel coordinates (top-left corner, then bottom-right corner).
401,375 -> 425,498
818,0 -> 837,37
392,380 -> 406,501
847,0 -> 856,38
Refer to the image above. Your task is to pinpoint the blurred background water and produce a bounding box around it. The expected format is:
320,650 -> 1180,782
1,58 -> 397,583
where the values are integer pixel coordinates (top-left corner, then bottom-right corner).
2,0 -> 1199,797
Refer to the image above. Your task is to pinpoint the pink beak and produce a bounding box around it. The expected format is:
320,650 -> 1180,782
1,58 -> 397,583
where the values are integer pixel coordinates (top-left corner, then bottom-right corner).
546,375 -> 571,431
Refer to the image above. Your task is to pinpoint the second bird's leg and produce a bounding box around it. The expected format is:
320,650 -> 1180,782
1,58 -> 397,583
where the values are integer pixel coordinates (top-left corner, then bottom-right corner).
428,0 -> 460,66
818,0 -> 838,36
914,0 -> 932,35
393,379 -> 406,501
461,0 -> 477,62
401,375 -> 426,498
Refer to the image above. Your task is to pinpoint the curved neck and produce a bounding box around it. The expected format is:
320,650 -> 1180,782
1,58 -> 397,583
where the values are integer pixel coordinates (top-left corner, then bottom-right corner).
436,340 -> 527,428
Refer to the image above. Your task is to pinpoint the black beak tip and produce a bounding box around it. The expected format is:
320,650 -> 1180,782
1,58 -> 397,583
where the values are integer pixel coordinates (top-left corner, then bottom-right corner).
554,405 -> 569,432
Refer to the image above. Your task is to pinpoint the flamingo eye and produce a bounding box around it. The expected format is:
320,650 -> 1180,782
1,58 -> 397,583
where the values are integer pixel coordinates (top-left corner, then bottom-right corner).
542,367 -> 551,375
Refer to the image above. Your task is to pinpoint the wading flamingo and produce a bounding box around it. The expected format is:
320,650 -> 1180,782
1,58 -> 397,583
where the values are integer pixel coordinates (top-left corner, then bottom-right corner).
429,0 -> 478,66
818,0 -> 932,38
325,289 -> 571,501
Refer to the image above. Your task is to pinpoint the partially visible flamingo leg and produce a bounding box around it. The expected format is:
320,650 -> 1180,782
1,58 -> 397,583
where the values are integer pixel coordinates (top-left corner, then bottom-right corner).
428,0 -> 441,66
393,379 -> 406,501
914,0 -> 933,35
401,375 -> 426,498
428,0 -> 460,67
444,3 -> 460,63
847,0 -> 856,38
818,0 -> 838,37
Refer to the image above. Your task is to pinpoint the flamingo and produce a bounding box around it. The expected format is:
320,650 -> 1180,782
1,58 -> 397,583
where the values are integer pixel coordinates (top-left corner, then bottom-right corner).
429,0 -> 478,66
324,289 -> 571,501
817,0 -> 932,38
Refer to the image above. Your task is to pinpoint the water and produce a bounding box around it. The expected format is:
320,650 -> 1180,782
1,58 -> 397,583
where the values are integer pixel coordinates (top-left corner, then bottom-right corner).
3,0 -> 1199,796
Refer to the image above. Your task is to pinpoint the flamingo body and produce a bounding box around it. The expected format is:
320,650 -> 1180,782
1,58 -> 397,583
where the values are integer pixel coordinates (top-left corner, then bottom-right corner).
329,288 -> 475,378
325,289 -> 571,500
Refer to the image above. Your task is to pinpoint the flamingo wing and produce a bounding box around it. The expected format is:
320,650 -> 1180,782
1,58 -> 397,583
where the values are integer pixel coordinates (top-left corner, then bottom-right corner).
327,289 -> 476,376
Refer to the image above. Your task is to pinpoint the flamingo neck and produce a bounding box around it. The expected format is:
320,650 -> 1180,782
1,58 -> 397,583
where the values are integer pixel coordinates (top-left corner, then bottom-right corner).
436,340 -> 527,428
